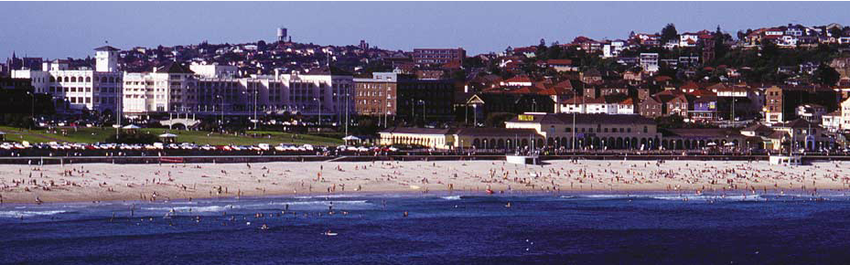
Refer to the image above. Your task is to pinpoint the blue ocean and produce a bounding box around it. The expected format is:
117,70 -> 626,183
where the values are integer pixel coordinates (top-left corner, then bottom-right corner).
3,192 -> 850,264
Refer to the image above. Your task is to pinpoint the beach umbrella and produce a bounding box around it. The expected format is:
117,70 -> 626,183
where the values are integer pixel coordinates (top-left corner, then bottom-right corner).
342,135 -> 361,141
724,142 -> 736,146
159,133 -> 178,143
706,142 -> 717,146
343,135 -> 361,145
122,124 -> 141,129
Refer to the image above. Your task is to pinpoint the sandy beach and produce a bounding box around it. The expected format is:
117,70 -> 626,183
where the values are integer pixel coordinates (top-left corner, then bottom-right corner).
1,159 -> 849,203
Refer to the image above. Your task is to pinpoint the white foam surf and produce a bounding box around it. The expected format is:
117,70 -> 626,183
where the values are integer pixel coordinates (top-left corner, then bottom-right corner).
0,210 -> 68,218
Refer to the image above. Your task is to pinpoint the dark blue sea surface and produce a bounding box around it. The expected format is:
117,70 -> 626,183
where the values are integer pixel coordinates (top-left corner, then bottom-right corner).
3,192 -> 850,264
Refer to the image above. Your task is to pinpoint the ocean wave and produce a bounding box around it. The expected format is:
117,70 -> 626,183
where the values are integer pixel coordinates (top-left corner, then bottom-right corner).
561,194 -> 767,202
440,195 -> 461,200
292,194 -> 360,199
268,200 -> 370,206
141,205 -> 236,213
0,210 -> 68,218
169,201 -> 199,205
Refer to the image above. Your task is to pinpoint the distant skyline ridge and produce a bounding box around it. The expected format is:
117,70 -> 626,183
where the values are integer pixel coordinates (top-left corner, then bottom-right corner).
1,1 -> 849,59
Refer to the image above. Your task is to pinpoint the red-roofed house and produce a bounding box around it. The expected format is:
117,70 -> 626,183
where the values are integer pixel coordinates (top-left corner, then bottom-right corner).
680,32 -> 700,47
618,98 -> 637,114
500,76 -> 533,87
511,46 -> 538,57
639,96 -> 664,118
560,96 -> 616,114
545,59 -> 577,72
666,94 -> 690,117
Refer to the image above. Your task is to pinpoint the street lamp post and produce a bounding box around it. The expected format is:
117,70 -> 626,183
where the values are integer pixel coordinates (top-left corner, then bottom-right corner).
410,98 -> 415,126
216,95 -> 224,130
253,89 -> 258,130
419,100 -> 426,125
314,97 -> 321,126
116,88 -> 122,138
26,91 -> 35,129
345,91 -> 350,136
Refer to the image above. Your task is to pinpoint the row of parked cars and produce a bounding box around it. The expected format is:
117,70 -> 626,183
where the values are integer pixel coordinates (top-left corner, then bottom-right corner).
1,141 -> 397,154
336,145 -> 399,152
0,141 -> 326,152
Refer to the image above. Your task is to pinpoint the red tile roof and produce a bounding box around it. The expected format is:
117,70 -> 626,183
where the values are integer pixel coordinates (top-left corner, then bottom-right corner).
547,59 -> 573,65
504,76 -> 533,83
561,96 -> 606,104
680,81 -> 701,90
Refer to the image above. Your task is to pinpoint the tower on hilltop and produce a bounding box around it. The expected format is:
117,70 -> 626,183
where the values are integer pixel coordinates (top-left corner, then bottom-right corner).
94,45 -> 119,72
277,27 -> 288,42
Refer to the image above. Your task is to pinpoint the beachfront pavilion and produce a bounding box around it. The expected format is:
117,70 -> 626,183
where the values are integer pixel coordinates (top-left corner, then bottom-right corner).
378,127 -> 545,150
742,120 -> 836,151
659,128 -> 749,150
505,113 -> 664,150
452,128 -> 543,150
378,127 -> 456,149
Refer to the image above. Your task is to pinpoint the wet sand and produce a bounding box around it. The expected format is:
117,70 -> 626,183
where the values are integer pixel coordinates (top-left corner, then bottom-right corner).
1,159 -> 849,203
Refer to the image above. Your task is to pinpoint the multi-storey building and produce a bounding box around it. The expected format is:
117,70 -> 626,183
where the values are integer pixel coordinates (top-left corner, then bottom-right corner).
639,53 -> 659,73
11,46 -> 122,115
763,85 -> 839,124
122,63 -> 197,117
412,48 -> 465,65
193,68 -> 353,121
353,72 -> 398,120
505,113 -> 661,150
354,72 -> 454,124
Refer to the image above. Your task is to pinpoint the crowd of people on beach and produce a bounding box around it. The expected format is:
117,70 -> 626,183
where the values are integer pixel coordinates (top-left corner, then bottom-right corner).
1,158 -> 849,205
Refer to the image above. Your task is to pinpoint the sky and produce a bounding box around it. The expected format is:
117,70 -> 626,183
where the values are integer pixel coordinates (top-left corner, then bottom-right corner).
1,1 -> 849,60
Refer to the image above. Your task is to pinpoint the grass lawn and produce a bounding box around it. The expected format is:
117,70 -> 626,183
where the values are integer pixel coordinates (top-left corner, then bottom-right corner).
0,126 -> 344,146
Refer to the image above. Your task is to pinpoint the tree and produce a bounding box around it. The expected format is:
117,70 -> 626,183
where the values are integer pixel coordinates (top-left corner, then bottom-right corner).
814,63 -> 840,85
484,112 -> 517,128
830,27 -> 844,38
713,26 -> 730,64
660,23 -> 678,45
535,40 -> 549,60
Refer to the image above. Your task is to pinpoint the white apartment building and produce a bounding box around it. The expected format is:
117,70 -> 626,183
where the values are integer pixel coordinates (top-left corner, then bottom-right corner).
679,33 -> 699,47
602,40 -> 626,58
639,53 -> 659,73
11,46 -> 122,114
617,98 -> 636,114
192,68 -> 354,120
122,63 -> 197,117
559,97 -> 619,115
189,63 -> 238,78
13,46 -> 355,122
